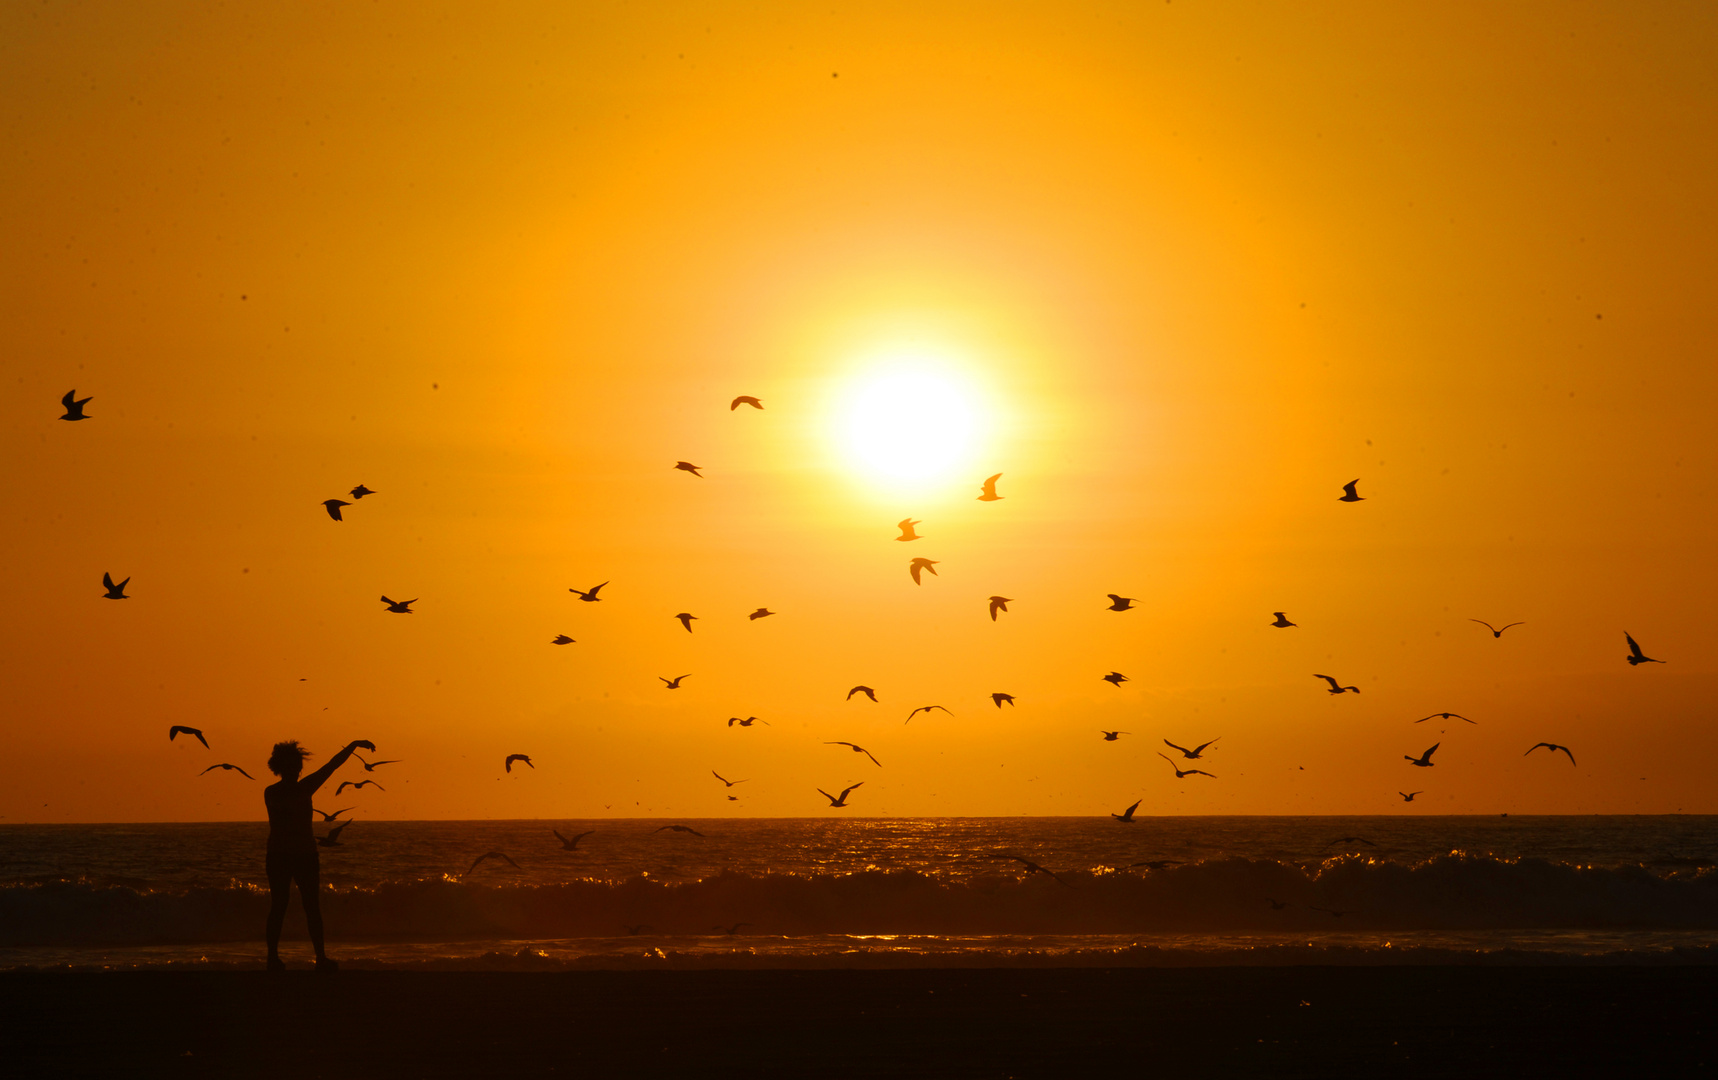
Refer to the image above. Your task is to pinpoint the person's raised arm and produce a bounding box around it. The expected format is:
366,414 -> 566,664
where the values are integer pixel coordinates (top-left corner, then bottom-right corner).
303,740 -> 375,793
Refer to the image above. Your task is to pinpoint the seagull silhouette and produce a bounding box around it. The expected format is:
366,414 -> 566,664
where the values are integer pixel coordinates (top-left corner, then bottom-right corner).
1100,731 -> 1129,741
1112,799 -> 1141,822
60,389 -> 92,421
168,725 -> 208,748
1163,738 -> 1219,760
817,782 -> 863,807
909,558 -> 939,585
553,829 -> 595,850
1525,742 -> 1577,766
978,854 -> 1071,888
1156,753 -> 1215,778
1271,612 -> 1296,628
730,396 -> 763,411
322,499 -> 350,521
977,473 -> 1003,501
316,822 -> 352,848
1415,712 -> 1475,724
1102,672 -> 1129,687
727,716 -> 769,727
712,771 -> 749,787
1338,479 -> 1364,502
674,612 -> 697,632
826,742 -> 881,767
895,518 -> 922,541
463,850 -> 519,878
906,705 -> 952,723
380,596 -> 415,613
656,824 -> 705,836
1624,632 -> 1665,666
1470,619 -> 1524,638
505,754 -> 533,772
200,762 -> 255,779
991,693 -> 1016,709
747,608 -> 774,620
1313,674 -> 1359,694
569,582 -> 607,602
847,686 -> 878,702
551,635 -> 575,645
349,484 -> 376,499
1323,836 -> 1376,849
622,923 -> 653,935
1266,898 -> 1291,910
660,674 -> 691,689
1106,594 -> 1136,612
1399,791 -> 1422,802
987,596 -> 1013,621
712,922 -> 752,935
102,573 -> 130,600
335,779 -> 383,795
674,461 -> 703,477
1405,743 -> 1439,767
354,755 -> 401,772
313,807 -> 353,823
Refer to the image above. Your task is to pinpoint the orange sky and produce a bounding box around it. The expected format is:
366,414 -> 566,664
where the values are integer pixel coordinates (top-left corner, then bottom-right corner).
4,1 -> 1716,822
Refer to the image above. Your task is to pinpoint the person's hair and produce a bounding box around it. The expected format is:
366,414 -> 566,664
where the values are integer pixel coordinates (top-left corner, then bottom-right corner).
267,740 -> 312,777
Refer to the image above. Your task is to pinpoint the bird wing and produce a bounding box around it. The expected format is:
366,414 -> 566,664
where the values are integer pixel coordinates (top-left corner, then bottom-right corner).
1500,622 -> 1525,632
862,749 -> 881,767
1425,743 -> 1440,759
1163,739 -> 1191,755
327,823 -> 349,842
104,572 -> 116,590
1525,743 -> 1549,755
1625,632 -> 1645,658
1313,674 -> 1340,690
1124,799 -> 1141,816
906,707 -> 924,721
325,502 -> 344,520
62,389 -> 76,407
336,781 -> 353,794
840,782 -> 864,799
817,788 -> 836,803
1469,619 -> 1497,632
1193,739 -> 1219,755
1558,746 -> 1576,765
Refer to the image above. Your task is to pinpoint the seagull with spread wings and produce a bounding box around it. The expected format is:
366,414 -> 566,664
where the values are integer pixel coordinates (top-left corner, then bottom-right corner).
1415,712 -> 1475,724
1624,632 -> 1665,666
354,755 -> 401,772
1112,799 -> 1141,823
847,685 -> 878,702
322,499 -> 350,521
1525,742 -> 1577,766
102,573 -> 130,600
1102,671 -> 1129,687
60,389 -> 92,421
349,484 -> 376,499
909,558 -> 939,585
380,596 -> 415,613
906,705 -> 952,723
335,779 -> 383,795
1471,619 -> 1525,638
551,635 -> 575,645
1271,612 -> 1296,628
1338,479 -> 1364,502
826,742 -> 881,767
1106,594 -> 1136,612
987,596 -> 1013,621
1100,731 -> 1129,741
314,807 -> 354,822
895,518 -> 922,541
978,854 -> 1072,888
660,674 -> 691,689
505,754 -> 533,772
1163,737 -> 1219,760
463,851 -> 519,878
991,693 -> 1016,709
674,612 -> 697,632
727,716 -> 769,727
316,822 -> 352,848
674,461 -> 702,477
817,783 -> 864,808
169,725 -> 208,748
656,824 -> 706,836
730,396 -> 762,411
1405,743 -> 1439,768
1313,674 -> 1360,694
1156,753 -> 1215,779
553,829 -> 595,850
712,771 -> 749,787
977,473 -> 1003,501
569,581 -> 608,602
200,762 -> 254,779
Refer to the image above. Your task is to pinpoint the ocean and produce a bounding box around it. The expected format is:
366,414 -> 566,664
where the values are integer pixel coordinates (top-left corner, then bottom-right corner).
4,816 -> 1716,971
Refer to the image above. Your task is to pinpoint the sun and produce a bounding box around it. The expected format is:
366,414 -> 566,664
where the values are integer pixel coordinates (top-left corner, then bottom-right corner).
832,346 -> 990,491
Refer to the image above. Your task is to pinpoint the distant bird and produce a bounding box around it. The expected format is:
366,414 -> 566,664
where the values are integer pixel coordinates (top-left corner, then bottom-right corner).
354,755 -> 401,772
1624,632 -> 1665,666
102,573 -> 130,600
656,824 -> 705,836
727,795 -> 739,802
895,518 -> 922,541
380,596 -> 415,613
1102,672 -> 1129,687
712,771 -> 749,787
987,596 -> 1013,621
1163,738 -> 1219,760
168,725 -> 208,748
991,693 -> 1015,709
906,705 -> 951,723
313,807 -> 353,822
60,389 -> 92,421
463,850 -> 519,878
817,782 -> 863,807
553,829 -> 595,850
1405,743 -> 1439,768
1105,594 -> 1136,612
1156,753 -> 1215,779
674,612 -> 697,632
978,854 -> 1071,888
747,608 -> 774,620
335,779 -> 383,795
1111,799 -> 1141,823
1266,898 -> 1291,910
505,754 -> 533,772
322,499 -> 350,521
1399,792 -> 1422,802
569,582 -> 608,602
1309,906 -> 1354,918
1470,619 -> 1524,638
977,473 -> 1003,501
1324,836 -> 1376,849
727,716 -> 769,727
200,762 -> 255,779
847,686 -> 878,702
1271,612 -> 1296,628
1313,674 -> 1359,694
349,484 -> 376,499
316,822 -> 352,848
826,742 -> 881,767
1100,731 -> 1129,741
713,922 -> 752,935
674,461 -> 703,477
551,635 -> 575,645
622,924 -> 653,935
730,396 -> 763,411
1415,712 -> 1475,724
908,558 -> 939,585
1338,479 -> 1364,502
1525,742 -> 1577,766
660,674 -> 691,689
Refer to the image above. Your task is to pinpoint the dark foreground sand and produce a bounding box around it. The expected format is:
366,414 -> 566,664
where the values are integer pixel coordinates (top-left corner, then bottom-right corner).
4,967 -> 1714,1078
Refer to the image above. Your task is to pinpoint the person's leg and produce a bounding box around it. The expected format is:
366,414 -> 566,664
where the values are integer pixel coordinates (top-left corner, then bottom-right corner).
295,855 -> 333,968
265,852 -> 291,971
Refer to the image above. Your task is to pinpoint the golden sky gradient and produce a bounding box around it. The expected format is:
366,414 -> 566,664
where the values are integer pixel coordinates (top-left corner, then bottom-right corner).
4,1 -> 1716,821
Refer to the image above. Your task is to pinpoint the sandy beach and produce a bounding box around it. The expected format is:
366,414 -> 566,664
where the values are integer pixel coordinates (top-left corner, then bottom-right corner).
5,966 -> 1713,1077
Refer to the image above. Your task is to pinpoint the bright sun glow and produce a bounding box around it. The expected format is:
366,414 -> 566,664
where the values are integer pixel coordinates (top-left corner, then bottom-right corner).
834,348 -> 987,488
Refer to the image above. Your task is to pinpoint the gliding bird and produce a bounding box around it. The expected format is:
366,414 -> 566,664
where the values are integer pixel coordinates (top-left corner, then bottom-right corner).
463,851 -> 519,878
906,705 -> 952,723
1399,792 -> 1422,802
1415,712 -> 1475,724
674,461 -> 702,477
102,573 -> 130,600
380,596 -> 415,613
747,608 -> 774,620
1102,672 -> 1128,687
1625,632 -> 1665,666
335,779 -> 383,795
730,396 -> 762,411
1314,674 -> 1360,694
505,754 -> 533,772
909,558 -> 939,585
656,824 -> 705,836
987,596 -> 1013,621
354,755 -> 401,772
817,783 -> 863,807
1105,594 -> 1136,612
168,725 -> 208,748
317,822 -> 351,848
60,389 -> 92,421
991,693 -> 1015,708
978,854 -> 1071,888
322,499 -> 350,521
1525,742 -> 1577,766
660,674 -> 691,689
1405,743 -> 1439,768
553,829 -> 595,850
1470,619 -> 1525,638
826,742 -> 881,767
200,763 -> 254,779
712,771 -> 749,787
1112,799 -> 1141,823
1338,479 -> 1364,502
551,635 -> 575,645
1163,737 -> 1219,760
674,612 -> 697,632
569,582 -> 607,602
1100,731 -> 1129,741
349,485 -> 376,499
1271,612 -> 1296,628
314,807 -> 354,822
1156,753 -> 1215,779
847,686 -> 878,702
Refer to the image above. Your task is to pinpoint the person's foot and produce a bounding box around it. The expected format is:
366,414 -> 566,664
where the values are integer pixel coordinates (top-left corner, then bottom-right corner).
315,956 -> 339,973
266,957 -> 287,974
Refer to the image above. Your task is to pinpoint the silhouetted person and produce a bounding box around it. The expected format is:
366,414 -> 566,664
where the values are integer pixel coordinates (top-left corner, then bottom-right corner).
264,737 -> 372,972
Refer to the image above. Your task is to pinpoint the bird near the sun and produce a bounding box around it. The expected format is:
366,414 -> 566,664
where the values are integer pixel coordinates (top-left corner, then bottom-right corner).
60,389 -> 92,421
322,499 -> 350,521
168,725 -> 208,748
335,778 -> 383,795
462,850 -> 520,878
826,741 -> 881,767
847,685 -> 878,702
353,755 -> 401,772
1415,712 -> 1475,724
660,674 -> 690,689
730,396 -> 762,411
727,716 -> 769,727
987,595 -> 1013,621
1156,753 -> 1216,779
1525,742 -> 1577,766
1100,731 -> 1129,741
201,762 -> 255,779
569,581 -> 608,602
895,518 -> 922,541
1271,612 -> 1296,628
1102,671 -> 1129,687
1106,594 -> 1136,612
977,473 -> 1004,501
906,704 -> 952,723
712,771 -> 748,787
102,573 -> 130,600
504,754 -> 533,773
1624,632 -> 1665,666
553,829 -> 594,850
316,822 -> 351,848
1314,674 -> 1360,694
551,634 -> 575,645
674,612 -> 697,632
908,557 -> 939,585
991,693 -> 1016,709
1339,479 -> 1364,502
656,824 -> 706,836
817,782 -> 864,808
313,807 -> 353,822
1111,799 -> 1141,823
380,596 -> 415,613
1470,619 -> 1524,638
1163,738 -> 1220,759
349,484 -> 376,499
747,607 -> 774,620
1405,743 -> 1439,768
1400,791 -> 1422,802
674,461 -> 702,477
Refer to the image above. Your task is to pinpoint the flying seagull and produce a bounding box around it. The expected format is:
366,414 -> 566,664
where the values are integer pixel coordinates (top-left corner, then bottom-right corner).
847,686 -> 878,702
1471,619 -> 1524,638
322,499 -> 350,521
1525,742 -> 1577,766
553,829 -> 595,850
1399,791 -> 1422,802
102,573 -> 130,600
1163,738 -> 1219,760
730,396 -> 762,410
987,596 -> 1013,621
463,850 -> 519,878
674,461 -> 702,477
380,596 -> 415,613
335,779 -> 383,795
895,518 -> 922,541
314,807 -> 353,822
622,924 -> 653,935
316,822 -> 352,848
977,473 -> 1003,501
817,782 -> 864,807
909,558 -> 939,585
906,705 -> 952,723
674,612 -> 697,632
1271,612 -> 1296,628
551,634 -> 575,645
1624,632 -> 1665,666
712,921 -> 752,935
1156,753 -> 1215,779
1102,671 -> 1129,687
1106,594 -> 1136,612
1313,674 -> 1359,694
1100,731 -> 1129,741
747,608 -> 774,620
1339,479 -> 1364,502
1405,743 -> 1439,768
349,484 -> 376,499
354,755 -> 401,772
505,754 -> 533,772
660,674 -> 691,689
1266,898 -> 1291,910
200,762 -> 255,779
991,693 -> 1015,709
826,742 -> 881,767
656,824 -> 705,836
60,389 -> 92,421
978,854 -> 1071,888
712,771 -> 749,787
727,716 -> 769,727
1324,836 -> 1377,849
569,582 -> 607,602
168,725 -> 207,748
1112,799 -> 1141,823
1416,712 -> 1475,725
